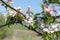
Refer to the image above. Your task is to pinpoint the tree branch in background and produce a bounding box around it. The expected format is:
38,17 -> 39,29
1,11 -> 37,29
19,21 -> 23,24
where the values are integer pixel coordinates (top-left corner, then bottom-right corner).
0,22 -> 12,28
0,0 -> 26,17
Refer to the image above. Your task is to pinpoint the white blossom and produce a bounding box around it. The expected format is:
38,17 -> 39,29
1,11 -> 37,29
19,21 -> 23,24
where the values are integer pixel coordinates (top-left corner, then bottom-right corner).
43,28 -> 55,33
44,7 -> 50,12
43,23 -> 60,33
41,22 -> 45,28
50,11 -> 56,16
43,28 -> 49,32
51,23 -> 58,29
24,19 -> 29,27
24,17 -> 33,27
50,31 -> 54,33
54,28 -> 59,31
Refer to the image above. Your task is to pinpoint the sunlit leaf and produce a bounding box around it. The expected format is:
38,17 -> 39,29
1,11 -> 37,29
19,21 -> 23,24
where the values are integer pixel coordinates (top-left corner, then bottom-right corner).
40,4 -> 44,8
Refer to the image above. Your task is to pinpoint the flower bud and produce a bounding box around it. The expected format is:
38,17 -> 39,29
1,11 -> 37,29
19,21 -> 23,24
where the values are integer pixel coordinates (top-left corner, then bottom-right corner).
28,5 -> 31,11
8,0 -> 12,2
44,4 -> 49,8
8,0 -> 13,4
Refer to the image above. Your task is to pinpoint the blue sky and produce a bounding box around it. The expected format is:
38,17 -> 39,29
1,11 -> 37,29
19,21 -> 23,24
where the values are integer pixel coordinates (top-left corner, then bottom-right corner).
0,0 -> 43,14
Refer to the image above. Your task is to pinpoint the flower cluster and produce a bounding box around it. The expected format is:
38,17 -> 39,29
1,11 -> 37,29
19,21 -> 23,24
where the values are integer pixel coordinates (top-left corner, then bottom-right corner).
24,14 -> 33,27
44,4 -> 57,16
3,7 -> 22,22
42,3 -> 60,34
43,23 -> 60,33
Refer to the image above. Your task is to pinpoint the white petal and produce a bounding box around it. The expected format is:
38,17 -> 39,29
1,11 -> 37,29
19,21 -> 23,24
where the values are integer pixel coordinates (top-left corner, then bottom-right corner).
51,31 -> 54,33
54,28 -> 59,31
44,8 -> 50,12
51,24 -> 57,29
43,28 -> 49,32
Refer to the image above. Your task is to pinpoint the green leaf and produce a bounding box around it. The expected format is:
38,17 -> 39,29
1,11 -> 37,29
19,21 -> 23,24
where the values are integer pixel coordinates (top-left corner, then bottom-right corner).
40,4 -> 44,8
32,21 -> 38,29
33,13 -> 40,20
48,0 -> 59,3
6,15 -> 12,24
15,14 -> 24,19
43,13 -> 53,24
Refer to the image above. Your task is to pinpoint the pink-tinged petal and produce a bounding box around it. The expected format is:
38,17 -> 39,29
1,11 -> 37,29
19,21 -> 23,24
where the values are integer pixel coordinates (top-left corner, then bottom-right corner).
28,5 -> 31,11
44,8 -> 50,12
44,4 -> 49,8
44,7 -> 50,14
53,9 -> 56,12
8,0 -> 13,4
50,11 -> 53,14
8,0 -> 12,2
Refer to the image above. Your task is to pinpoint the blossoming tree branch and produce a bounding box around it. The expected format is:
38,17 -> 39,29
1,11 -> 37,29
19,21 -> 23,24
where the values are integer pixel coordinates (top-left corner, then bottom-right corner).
0,0 -> 39,34
0,0 -> 60,40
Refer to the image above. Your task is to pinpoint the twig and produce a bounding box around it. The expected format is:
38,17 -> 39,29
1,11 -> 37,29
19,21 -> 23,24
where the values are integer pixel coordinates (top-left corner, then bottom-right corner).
0,0 -> 26,17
